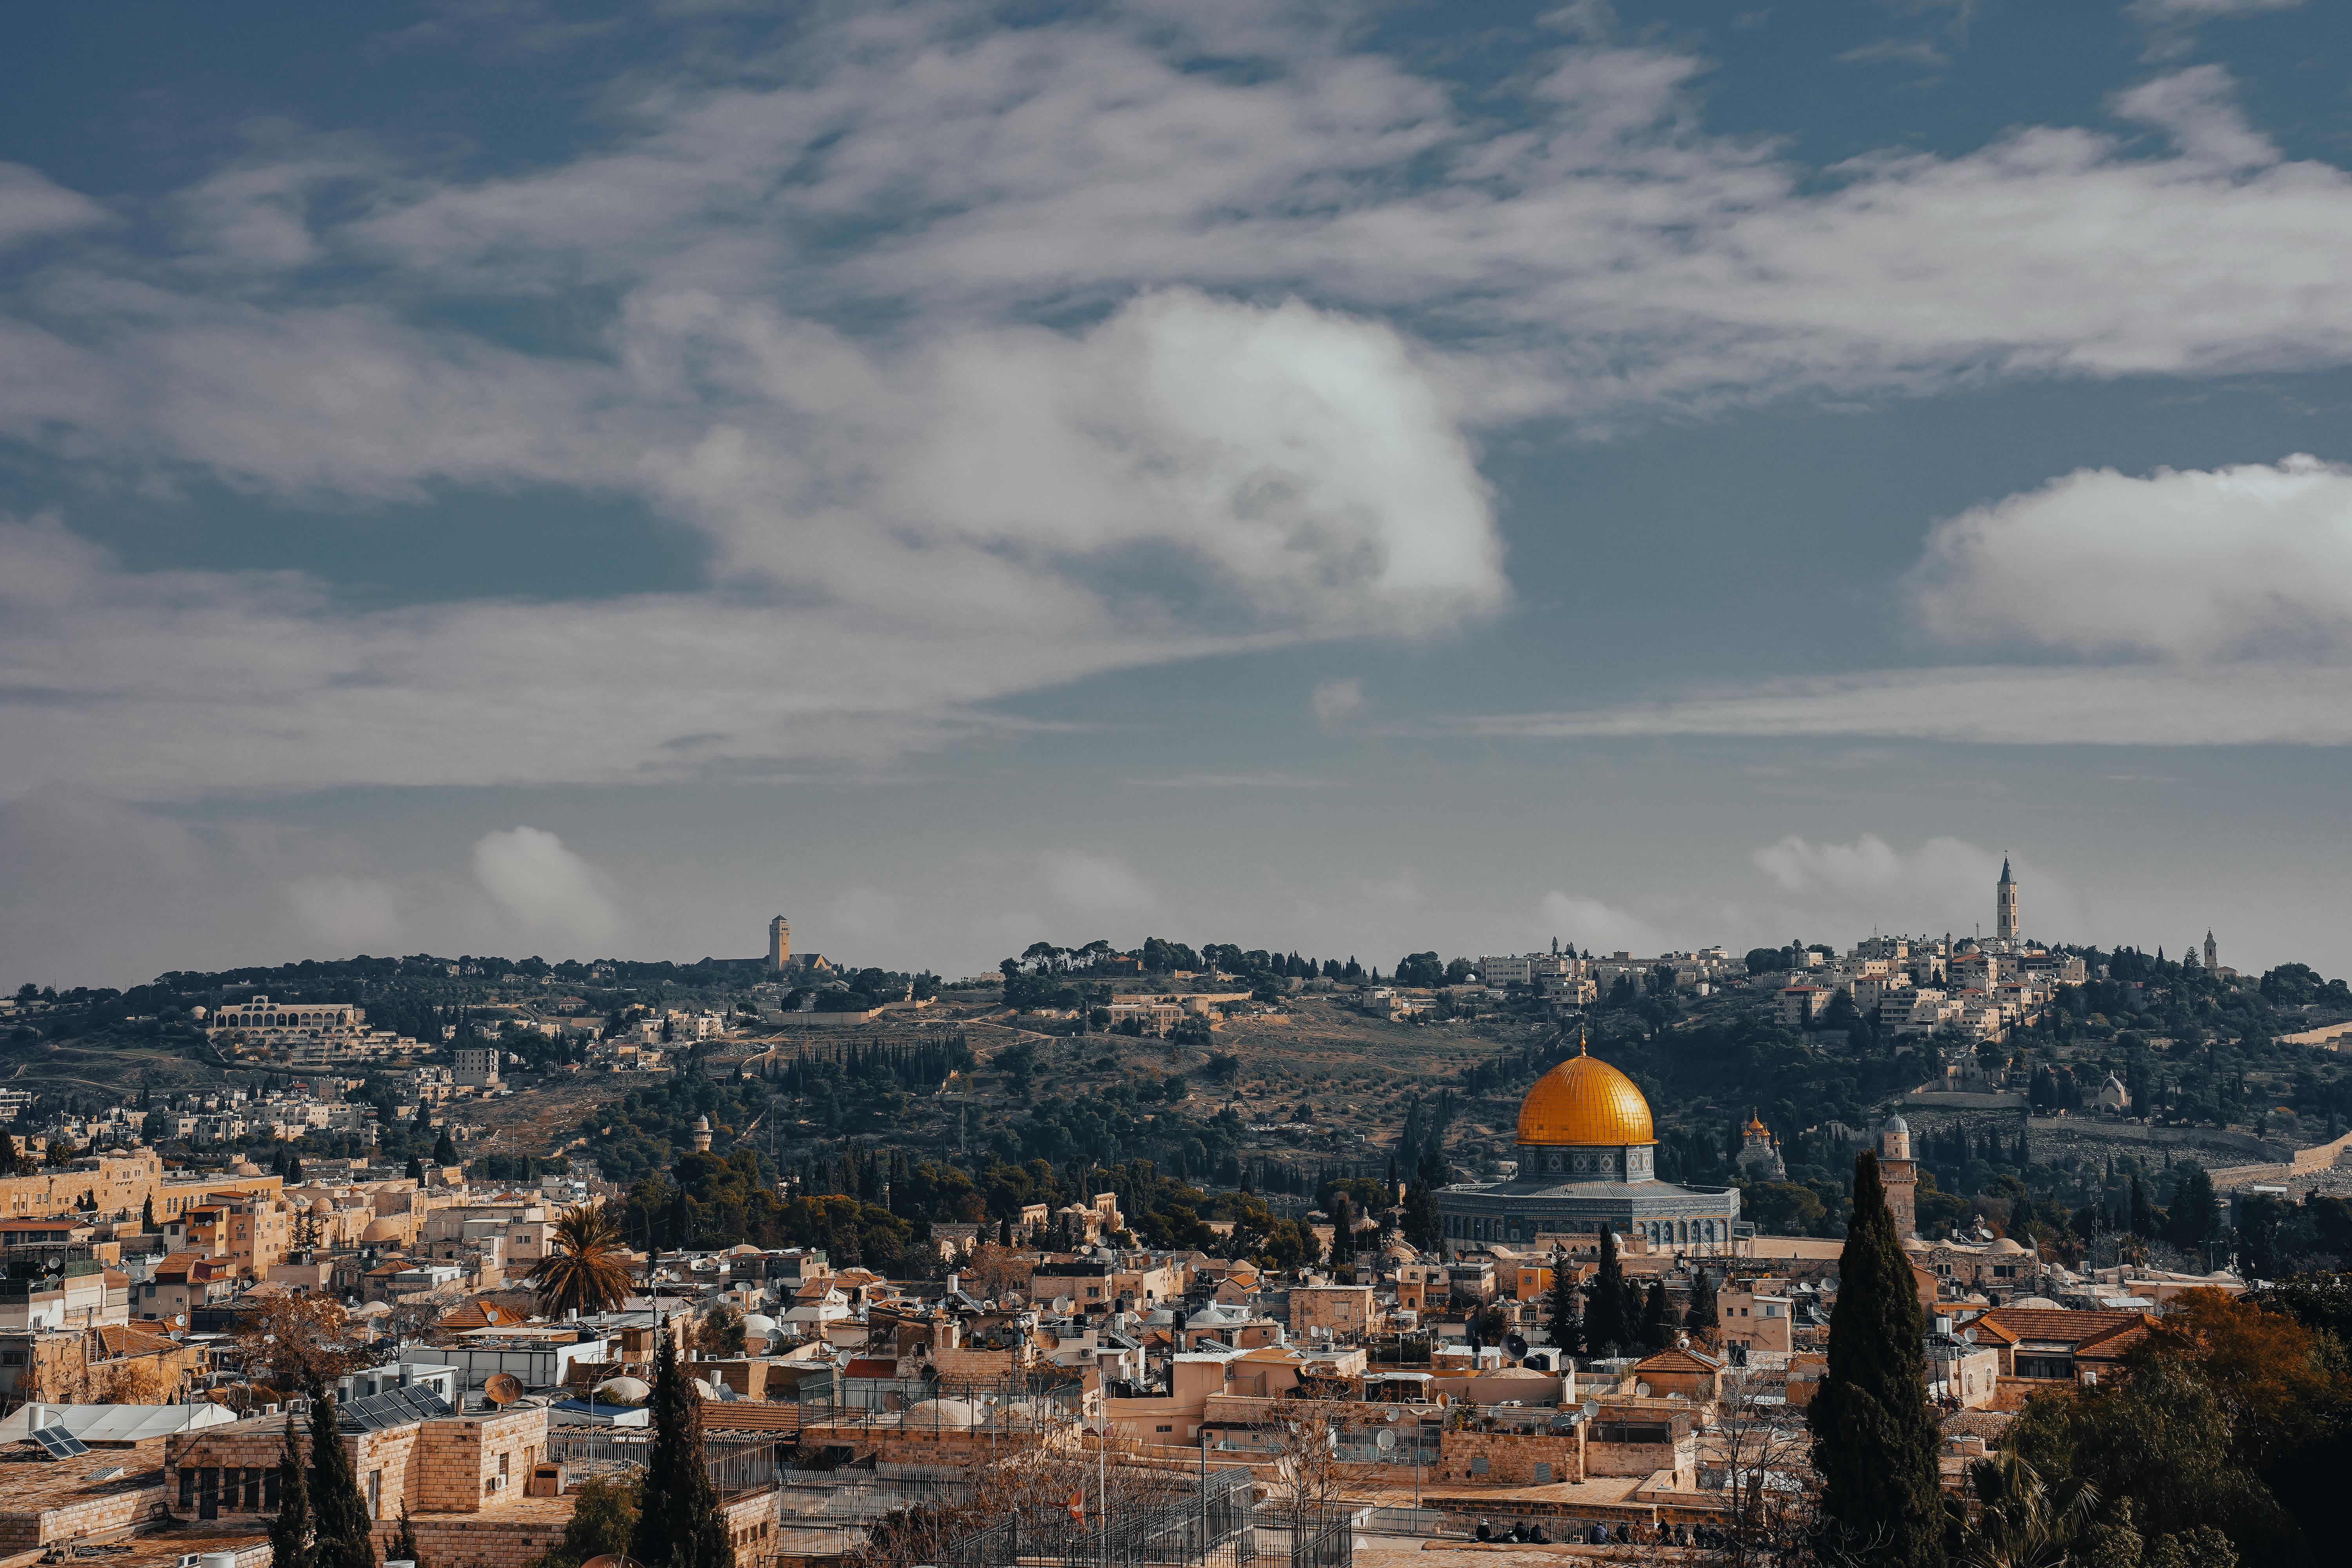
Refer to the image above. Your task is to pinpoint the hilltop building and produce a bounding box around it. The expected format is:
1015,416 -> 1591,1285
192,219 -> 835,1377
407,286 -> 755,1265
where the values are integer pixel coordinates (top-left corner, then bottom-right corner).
1438,1041 -> 1740,1254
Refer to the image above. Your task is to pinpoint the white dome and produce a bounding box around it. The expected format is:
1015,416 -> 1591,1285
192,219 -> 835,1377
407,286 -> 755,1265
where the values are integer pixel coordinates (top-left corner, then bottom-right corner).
1990,1237 -> 2025,1255
740,1314 -> 778,1336
592,1376 -> 650,1403
2009,1296 -> 2061,1310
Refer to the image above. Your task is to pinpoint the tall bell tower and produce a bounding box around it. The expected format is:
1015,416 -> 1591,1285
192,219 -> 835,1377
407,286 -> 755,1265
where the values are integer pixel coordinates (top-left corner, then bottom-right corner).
1995,858 -> 2018,944
768,915 -> 791,973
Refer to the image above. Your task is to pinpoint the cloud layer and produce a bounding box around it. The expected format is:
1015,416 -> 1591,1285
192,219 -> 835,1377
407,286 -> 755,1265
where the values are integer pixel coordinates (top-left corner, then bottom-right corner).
10,15 -> 2352,795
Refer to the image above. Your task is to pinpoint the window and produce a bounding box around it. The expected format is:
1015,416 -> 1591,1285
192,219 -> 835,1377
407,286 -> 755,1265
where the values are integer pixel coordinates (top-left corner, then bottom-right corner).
1156,1425 -> 1173,1433
367,1470 -> 382,1519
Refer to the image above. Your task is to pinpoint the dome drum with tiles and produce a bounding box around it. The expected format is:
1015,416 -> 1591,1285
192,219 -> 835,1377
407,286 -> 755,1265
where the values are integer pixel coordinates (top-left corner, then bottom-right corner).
1439,1039 -> 1740,1257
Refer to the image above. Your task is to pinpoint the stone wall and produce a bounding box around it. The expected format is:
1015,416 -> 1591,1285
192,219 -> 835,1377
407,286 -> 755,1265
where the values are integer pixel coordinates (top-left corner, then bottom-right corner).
1432,1430 -> 1584,1486
1584,1433 -> 1694,1480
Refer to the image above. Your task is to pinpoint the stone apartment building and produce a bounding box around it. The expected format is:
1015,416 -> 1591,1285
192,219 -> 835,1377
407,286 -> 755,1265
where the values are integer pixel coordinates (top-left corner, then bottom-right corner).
1287,1283 -> 1377,1340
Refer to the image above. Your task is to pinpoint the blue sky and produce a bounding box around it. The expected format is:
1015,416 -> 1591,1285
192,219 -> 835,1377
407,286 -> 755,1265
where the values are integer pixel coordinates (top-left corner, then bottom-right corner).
7,0 -> 2352,986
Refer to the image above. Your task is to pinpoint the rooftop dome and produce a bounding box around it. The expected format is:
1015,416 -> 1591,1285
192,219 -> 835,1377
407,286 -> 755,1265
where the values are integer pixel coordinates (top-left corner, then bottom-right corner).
1991,1236 -> 2026,1255
1884,1114 -> 1910,1135
592,1376 -> 650,1403
2009,1296 -> 2061,1309
1516,1042 -> 1654,1147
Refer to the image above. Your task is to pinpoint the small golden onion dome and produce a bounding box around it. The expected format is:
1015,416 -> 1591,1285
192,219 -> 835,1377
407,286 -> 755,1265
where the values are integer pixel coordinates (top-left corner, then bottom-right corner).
1515,1046 -> 1655,1146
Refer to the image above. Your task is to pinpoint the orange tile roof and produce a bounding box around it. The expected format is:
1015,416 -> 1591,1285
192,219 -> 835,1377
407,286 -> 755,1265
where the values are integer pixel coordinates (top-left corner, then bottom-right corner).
1634,1347 -> 1724,1374
1976,1308 -> 2153,1349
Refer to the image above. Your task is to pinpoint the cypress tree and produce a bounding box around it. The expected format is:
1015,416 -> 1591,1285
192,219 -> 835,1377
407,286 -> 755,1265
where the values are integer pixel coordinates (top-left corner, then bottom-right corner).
141,1195 -> 157,1234
1401,1148 -> 1445,1250
431,1130 -> 458,1166
2129,1174 -> 2156,1238
1684,1267 -> 1719,1339
308,1396 -> 377,1568
405,1155 -> 425,1183
1638,1281 -> 1674,1352
1546,1255 -> 1584,1358
1809,1152 -> 1943,1567
1587,1228 -> 1630,1354
390,1504 -> 421,1568
628,1323 -> 730,1568
269,1414 -> 316,1568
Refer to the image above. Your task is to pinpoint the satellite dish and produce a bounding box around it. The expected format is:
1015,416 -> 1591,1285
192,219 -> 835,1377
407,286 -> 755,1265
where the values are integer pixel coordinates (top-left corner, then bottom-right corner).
484,1374 -> 523,1407
1504,1334 -> 1528,1358
1581,1400 -> 1599,1418
1635,1382 -> 1651,1397
1376,1429 -> 1397,1451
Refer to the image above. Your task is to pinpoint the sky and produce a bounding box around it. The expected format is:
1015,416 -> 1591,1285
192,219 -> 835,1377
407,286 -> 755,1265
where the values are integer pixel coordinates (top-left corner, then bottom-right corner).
7,0 -> 2352,988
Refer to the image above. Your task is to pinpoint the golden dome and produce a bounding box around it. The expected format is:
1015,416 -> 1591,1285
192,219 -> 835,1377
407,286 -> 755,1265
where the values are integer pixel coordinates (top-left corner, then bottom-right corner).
1515,1044 -> 1655,1146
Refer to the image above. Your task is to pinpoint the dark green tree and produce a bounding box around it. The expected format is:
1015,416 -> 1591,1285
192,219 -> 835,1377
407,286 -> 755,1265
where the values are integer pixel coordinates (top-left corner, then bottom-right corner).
1546,1253 -> 1584,1358
2165,1166 -> 2220,1254
390,1504 -> 421,1568
1638,1281 -> 1674,1352
287,1156 -> 306,1185
308,1395 -> 377,1568
1685,1267 -> 1718,1338
1586,1227 -> 1631,1354
269,1414 -> 316,1568
1401,1147 -> 1445,1251
431,1130 -> 458,1166
627,1324 -> 730,1568
405,1155 -> 425,1183
140,1195 -> 157,1234
2130,1174 -> 2156,1239
1809,1151 -> 1943,1568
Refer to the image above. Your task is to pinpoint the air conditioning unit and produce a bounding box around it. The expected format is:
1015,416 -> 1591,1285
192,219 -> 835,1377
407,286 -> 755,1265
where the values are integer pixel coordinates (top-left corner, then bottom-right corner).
486,1473 -> 506,1492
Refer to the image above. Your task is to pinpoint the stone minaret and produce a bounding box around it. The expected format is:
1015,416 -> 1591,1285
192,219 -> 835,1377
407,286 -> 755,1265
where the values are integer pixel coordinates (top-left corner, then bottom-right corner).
1995,859 -> 2018,943
1878,1116 -> 1918,1239
692,1114 -> 713,1153
768,915 -> 791,972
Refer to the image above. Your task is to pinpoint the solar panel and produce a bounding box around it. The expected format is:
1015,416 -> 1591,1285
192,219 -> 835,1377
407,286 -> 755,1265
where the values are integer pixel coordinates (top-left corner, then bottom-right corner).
28,1425 -> 90,1458
336,1385 -> 456,1433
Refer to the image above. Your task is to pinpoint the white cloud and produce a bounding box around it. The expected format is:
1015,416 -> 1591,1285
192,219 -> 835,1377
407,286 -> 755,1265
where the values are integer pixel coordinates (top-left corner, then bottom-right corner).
1909,454 -> 2352,661
1427,662 -> 2352,746
2129,0 -> 2301,18
470,827 -> 624,952
2112,66 -> 2276,172
1037,849 -> 1156,917
0,163 -> 109,250
1749,835 -> 2083,939
1311,678 -> 1367,731
1536,891 -> 1663,956
281,876 -> 403,951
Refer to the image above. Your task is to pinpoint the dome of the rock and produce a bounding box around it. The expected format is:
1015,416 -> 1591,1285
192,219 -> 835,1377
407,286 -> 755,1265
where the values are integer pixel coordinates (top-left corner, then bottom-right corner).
1515,1047 -> 1655,1147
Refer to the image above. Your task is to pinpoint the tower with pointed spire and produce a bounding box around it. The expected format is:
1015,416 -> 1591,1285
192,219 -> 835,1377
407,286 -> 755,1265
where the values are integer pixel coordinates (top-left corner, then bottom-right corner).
2204,930 -> 2218,972
1995,858 -> 2018,944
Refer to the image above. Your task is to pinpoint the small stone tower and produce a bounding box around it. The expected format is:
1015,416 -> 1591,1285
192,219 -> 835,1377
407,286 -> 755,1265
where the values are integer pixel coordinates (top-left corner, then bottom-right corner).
2204,930 -> 2219,972
768,915 -> 791,972
1878,1115 -> 1918,1239
692,1114 -> 713,1153
1995,859 -> 2018,943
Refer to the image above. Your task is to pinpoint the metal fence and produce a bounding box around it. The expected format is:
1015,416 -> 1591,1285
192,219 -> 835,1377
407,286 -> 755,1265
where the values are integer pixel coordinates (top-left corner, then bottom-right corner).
544,1429 -> 797,1498
945,1467 -> 1264,1568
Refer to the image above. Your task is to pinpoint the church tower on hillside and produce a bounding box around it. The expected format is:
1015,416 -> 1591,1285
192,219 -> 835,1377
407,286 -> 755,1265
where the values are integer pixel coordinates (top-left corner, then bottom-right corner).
2205,931 -> 2219,972
1995,859 -> 2018,944
768,915 -> 791,973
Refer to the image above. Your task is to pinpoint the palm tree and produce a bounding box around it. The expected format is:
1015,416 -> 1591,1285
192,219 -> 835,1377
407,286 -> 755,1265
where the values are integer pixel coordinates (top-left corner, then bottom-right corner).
530,1203 -> 634,1316
1956,1451 -> 2104,1568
